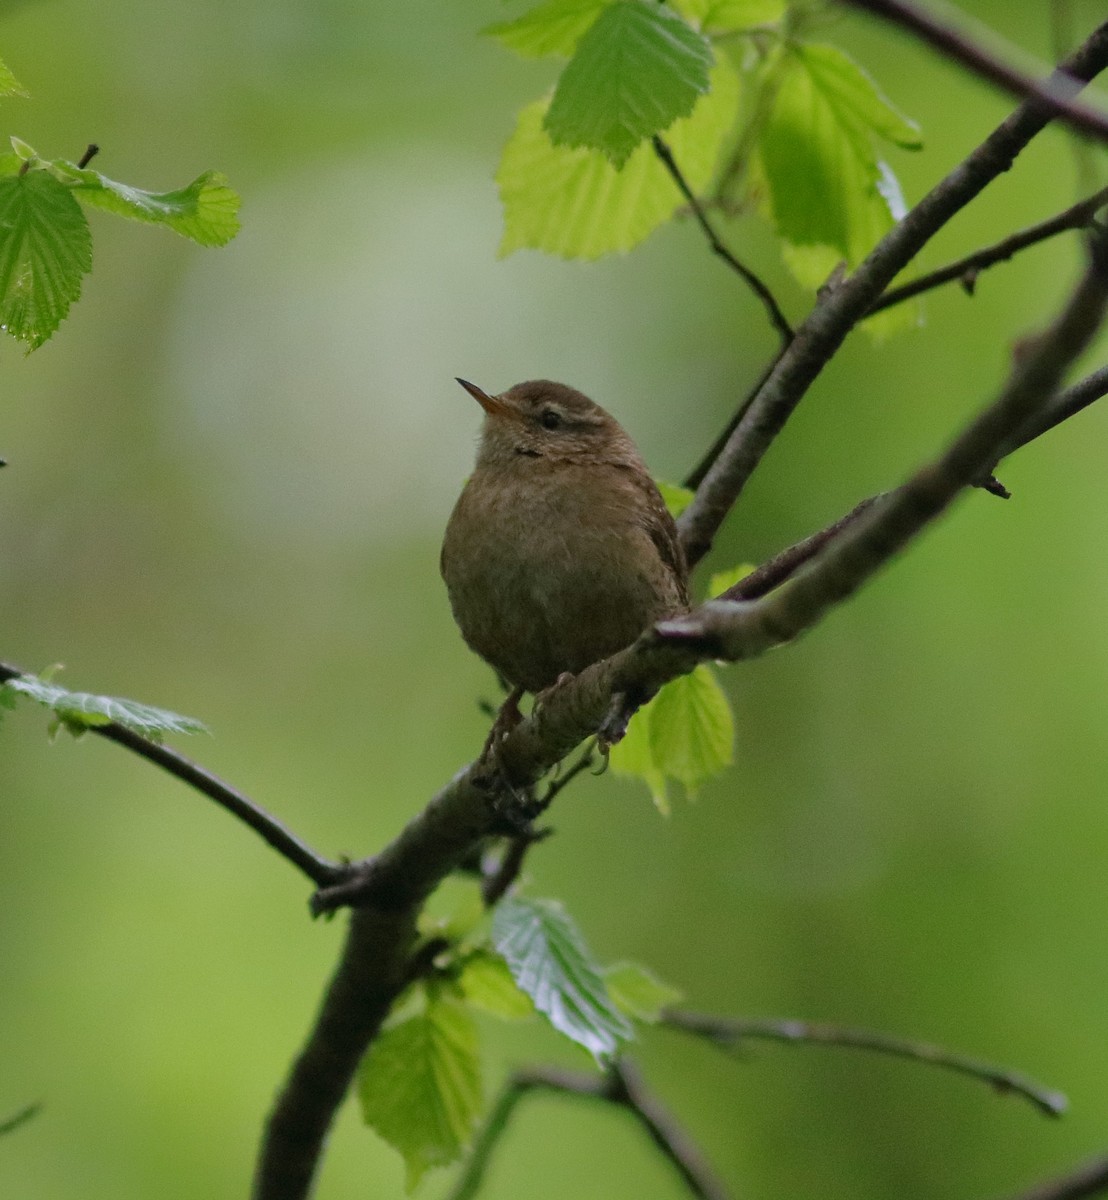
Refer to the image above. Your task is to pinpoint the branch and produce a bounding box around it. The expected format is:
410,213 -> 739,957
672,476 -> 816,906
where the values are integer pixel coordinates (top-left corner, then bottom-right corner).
254,239 -> 1108,1200
0,1103 -> 41,1137
652,135 -> 794,348
676,20 -> 1108,567
448,1061 -> 731,1200
839,0 -> 1108,145
1000,1154 -> 1108,1200
0,661 -> 342,888
720,359 -> 1108,602
662,1010 -> 1066,1118
870,184 -> 1108,313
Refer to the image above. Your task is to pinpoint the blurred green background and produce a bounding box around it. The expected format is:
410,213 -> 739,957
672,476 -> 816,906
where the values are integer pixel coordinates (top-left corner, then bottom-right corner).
3,1 -> 1108,1196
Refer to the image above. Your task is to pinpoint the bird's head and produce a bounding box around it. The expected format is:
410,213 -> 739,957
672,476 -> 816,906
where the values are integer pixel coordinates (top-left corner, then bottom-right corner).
456,378 -> 639,468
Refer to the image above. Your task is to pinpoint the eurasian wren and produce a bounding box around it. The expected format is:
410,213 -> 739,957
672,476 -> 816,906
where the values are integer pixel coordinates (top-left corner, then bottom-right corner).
441,379 -> 690,699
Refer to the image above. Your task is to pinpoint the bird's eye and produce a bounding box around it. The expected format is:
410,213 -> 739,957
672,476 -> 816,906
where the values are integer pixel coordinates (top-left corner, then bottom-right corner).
540,409 -> 562,430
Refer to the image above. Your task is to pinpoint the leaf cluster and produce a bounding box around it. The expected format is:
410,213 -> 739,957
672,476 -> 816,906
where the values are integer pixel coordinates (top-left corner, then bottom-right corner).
357,890 -> 680,1189
0,55 -> 240,349
488,0 -> 922,321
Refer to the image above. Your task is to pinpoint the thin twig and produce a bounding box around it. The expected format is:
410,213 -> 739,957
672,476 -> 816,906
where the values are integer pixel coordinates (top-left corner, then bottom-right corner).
652,135 -> 794,347
870,184 -> 1108,313
448,1061 -> 731,1200
676,20 -> 1108,567
839,0 -> 1108,145
0,1102 -> 41,1137
0,661 -> 343,888
999,1153 -> 1108,1200
720,358 -> 1108,602
663,1010 -> 1066,1118
76,143 -> 99,169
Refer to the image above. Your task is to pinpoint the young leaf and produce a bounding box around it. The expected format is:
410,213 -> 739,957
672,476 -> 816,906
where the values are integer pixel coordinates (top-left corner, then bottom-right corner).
656,479 -> 695,519
499,57 -> 739,259
358,988 -> 483,1191
50,161 -> 241,247
492,896 -> 633,1060
603,962 -> 684,1022
648,665 -> 733,796
545,0 -> 714,169
0,57 -> 28,99
608,701 -> 669,813
755,43 -> 919,288
611,665 -> 734,805
456,949 -> 536,1020
0,170 -> 91,348
484,0 -> 609,59
4,675 -> 208,740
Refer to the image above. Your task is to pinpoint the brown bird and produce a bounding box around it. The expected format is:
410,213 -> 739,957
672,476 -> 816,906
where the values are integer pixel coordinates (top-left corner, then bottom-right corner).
441,379 -> 690,726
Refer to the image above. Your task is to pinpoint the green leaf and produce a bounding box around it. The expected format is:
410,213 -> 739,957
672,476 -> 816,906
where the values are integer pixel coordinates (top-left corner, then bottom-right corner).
755,43 -> 919,286
50,161 -> 240,247
4,674 -> 208,740
703,0 -> 785,30
797,43 -> 921,151
608,699 -> 670,812
649,665 -> 733,796
603,962 -> 684,1022
545,0 -> 714,169
358,987 -> 483,1191
499,56 -> 739,259
656,479 -> 695,519
0,170 -> 91,348
610,665 -> 734,805
493,896 -> 633,1060
0,58 -> 28,98
456,949 -> 536,1020
484,0 -> 609,58
708,563 -> 755,596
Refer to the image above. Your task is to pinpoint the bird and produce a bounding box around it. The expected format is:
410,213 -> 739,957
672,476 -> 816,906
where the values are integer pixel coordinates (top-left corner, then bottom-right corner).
441,378 -> 690,735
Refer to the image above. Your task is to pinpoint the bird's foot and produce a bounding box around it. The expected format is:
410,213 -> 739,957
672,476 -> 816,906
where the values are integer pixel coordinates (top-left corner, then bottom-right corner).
597,688 -> 645,749
479,685 -> 525,765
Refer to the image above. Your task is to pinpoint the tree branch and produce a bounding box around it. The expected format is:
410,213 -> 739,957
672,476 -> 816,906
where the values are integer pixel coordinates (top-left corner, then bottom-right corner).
870,184 -> 1108,314
0,1103 -> 41,1137
448,1061 -> 731,1200
839,0 -> 1108,145
652,135 -> 794,348
676,20 -> 1108,568
0,661 -> 343,888
1000,1153 -> 1108,1200
662,1010 -> 1066,1118
255,236 -> 1108,1200
718,359 -> 1108,602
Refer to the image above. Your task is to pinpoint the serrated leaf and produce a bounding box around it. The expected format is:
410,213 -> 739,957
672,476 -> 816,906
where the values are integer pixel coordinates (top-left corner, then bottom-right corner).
603,962 -> 684,1022
456,949 -> 536,1020
484,0 -> 608,58
797,44 -> 921,151
0,171 -> 91,348
703,0 -> 785,30
545,0 -> 714,169
708,563 -> 755,596
608,698 -> 670,812
49,161 -> 240,247
649,664 -> 733,796
0,57 -> 27,98
493,896 -> 633,1060
500,57 -> 739,259
755,43 -> 918,288
358,988 -> 483,1192
656,479 -> 695,519
4,674 -> 208,740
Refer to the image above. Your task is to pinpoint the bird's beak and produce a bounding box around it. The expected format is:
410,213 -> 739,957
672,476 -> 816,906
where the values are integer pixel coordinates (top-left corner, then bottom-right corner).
456,378 -> 513,419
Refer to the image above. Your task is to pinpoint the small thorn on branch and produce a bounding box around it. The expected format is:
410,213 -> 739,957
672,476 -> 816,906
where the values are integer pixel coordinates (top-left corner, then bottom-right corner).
77,143 -> 99,169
